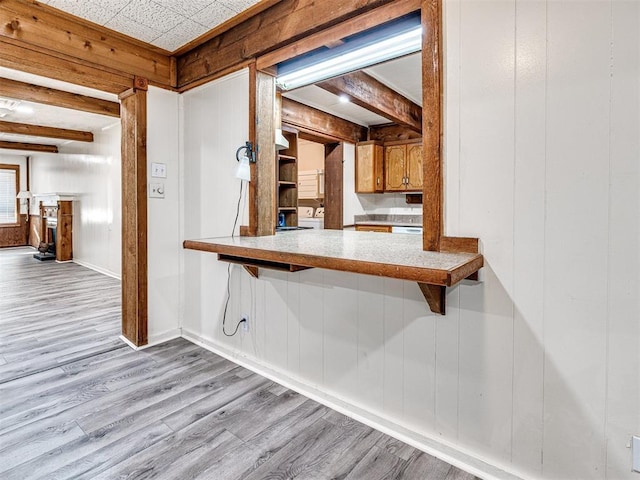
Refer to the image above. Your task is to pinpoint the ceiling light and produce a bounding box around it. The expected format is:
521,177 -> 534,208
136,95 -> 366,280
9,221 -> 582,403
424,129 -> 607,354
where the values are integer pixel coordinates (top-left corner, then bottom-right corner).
15,105 -> 34,115
338,95 -> 350,104
276,14 -> 422,91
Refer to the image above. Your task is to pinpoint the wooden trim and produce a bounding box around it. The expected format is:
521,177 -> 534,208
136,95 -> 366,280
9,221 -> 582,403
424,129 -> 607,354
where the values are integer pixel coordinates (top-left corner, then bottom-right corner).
0,77 -> 120,117
281,98 -> 367,144
177,0 -> 409,88
255,70 -> 276,236
0,141 -> 58,153
0,120 -> 93,142
317,71 -> 422,133
176,60 -> 253,93
245,62 -> 258,237
256,0 -> 421,71
172,0 -> 283,57
0,0 -> 173,87
421,0 -> 442,251
368,123 -> 423,142
440,236 -> 479,254
0,163 -> 20,227
119,86 -> 148,347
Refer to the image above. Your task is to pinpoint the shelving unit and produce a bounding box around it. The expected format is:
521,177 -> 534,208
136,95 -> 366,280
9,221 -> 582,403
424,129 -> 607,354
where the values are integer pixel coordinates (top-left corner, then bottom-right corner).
276,129 -> 299,228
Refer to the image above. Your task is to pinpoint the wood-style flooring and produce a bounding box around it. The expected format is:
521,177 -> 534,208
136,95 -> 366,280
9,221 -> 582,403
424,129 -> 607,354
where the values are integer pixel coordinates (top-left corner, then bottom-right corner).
0,247 -> 479,480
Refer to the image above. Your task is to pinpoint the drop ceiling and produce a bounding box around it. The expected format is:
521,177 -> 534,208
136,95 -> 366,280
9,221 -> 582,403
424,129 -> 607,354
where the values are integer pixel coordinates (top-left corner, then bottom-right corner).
40,0 -> 262,52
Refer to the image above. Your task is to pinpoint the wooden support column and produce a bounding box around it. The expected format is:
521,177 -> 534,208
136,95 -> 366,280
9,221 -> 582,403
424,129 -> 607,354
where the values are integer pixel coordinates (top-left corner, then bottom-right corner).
324,143 -> 344,230
422,0 -> 443,251
118,77 -> 148,347
254,70 -> 276,236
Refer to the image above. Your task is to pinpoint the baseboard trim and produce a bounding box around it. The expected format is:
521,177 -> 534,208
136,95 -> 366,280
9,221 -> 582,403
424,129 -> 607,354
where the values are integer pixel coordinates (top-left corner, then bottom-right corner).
73,259 -> 121,280
119,328 -> 182,350
181,328 -> 523,480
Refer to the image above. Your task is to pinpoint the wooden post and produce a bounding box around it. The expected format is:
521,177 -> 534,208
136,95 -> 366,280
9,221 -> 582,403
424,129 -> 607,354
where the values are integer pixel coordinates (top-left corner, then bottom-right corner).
324,143 -> 344,230
254,70 -> 277,236
422,0 -> 443,251
118,78 -> 148,347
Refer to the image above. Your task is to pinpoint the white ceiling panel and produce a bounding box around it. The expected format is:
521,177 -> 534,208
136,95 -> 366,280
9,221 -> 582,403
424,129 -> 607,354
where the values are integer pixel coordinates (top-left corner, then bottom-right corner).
41,0 -> 264,53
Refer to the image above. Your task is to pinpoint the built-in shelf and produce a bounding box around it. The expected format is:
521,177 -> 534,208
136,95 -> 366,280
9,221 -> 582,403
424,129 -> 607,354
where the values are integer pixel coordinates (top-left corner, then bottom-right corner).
183,230 -> 483,315
278,207 -> 297,212
278,181 -> 297,187
277,154 -> 296,162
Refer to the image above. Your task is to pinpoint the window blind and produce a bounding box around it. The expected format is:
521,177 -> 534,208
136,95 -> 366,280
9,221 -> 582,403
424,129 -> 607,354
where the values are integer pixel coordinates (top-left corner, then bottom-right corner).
0,167 -> 18,224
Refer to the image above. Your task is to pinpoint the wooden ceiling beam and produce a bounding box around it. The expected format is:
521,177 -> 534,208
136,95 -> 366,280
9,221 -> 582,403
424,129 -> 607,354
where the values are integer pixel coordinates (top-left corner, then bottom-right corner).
281,98 -> 367,144
256,0 -> 420,72
0,140 -> 58,153
0,120 -> 93,142
317,71 -> 422,133
0,39 -> 133,94
0,0 -> 173,88
0,78 -> 120,117
178,0 -> 419,89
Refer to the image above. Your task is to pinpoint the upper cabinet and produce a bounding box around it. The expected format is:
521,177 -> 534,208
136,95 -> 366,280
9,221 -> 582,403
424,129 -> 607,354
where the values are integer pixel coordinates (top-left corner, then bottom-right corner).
356,139 -> 422,193
385,140 -> 423,192
355,141 -> 384,193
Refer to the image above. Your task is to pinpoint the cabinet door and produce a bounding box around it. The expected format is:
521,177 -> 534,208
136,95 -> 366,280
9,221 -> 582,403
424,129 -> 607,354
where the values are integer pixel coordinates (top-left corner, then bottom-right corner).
384,145 -> 406,192
355,142 -> 384,193
405,143 -> 423,191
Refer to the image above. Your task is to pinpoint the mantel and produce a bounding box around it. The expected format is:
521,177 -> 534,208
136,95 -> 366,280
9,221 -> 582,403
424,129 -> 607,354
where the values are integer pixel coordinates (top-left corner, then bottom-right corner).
183,230 -> 483,315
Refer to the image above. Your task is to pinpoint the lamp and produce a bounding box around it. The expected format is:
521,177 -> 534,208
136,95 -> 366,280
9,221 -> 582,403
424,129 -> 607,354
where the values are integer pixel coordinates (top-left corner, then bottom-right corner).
16,190 -> 32,216
276,13 -> 422,91
235,142 -> 255,182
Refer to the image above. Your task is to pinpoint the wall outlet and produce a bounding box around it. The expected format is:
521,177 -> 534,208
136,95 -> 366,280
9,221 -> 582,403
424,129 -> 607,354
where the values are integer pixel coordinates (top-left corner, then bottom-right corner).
151,162 -> 167,178
149,183 -> 165,198
633,436 -> 640,473
241,314 -> 249,332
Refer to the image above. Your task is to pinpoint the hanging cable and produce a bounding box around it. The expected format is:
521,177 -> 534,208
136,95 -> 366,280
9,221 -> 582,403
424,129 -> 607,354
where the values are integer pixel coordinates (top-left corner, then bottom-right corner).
222,181 -> 246,336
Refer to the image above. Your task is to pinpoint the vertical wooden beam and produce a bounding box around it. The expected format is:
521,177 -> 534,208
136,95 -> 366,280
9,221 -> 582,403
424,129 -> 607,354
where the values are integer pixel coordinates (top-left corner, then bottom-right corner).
246,62 -> 258,236
324,142 -> 344,230
255,70 -> 276,236
119,81 -> 148,347
422,0 -> 443,251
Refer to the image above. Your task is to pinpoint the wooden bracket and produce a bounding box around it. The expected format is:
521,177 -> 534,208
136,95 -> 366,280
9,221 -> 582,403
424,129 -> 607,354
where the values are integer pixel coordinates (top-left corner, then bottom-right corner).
243,265 -> 259,278
418,283 -> 446,315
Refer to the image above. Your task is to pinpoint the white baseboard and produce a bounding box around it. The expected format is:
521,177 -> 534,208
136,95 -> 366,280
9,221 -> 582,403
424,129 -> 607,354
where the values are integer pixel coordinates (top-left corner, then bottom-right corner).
119,328 -> 182,350
181,328 -> 524,480
73,259 -> 121,280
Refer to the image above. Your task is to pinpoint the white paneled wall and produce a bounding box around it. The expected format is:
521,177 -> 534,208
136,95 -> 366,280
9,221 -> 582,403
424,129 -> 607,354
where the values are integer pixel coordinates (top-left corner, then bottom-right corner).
30,126 -> 121,277
177,3 -> 639,479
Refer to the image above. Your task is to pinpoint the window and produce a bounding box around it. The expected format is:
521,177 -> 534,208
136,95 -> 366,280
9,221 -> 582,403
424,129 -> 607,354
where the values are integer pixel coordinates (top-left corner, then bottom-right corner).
0,164 -> 19,225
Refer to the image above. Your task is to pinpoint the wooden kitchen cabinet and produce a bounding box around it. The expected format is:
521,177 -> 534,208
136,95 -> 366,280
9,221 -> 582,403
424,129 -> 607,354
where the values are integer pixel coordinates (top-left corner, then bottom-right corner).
384,140 -> 423,192
355,141 -> 384,193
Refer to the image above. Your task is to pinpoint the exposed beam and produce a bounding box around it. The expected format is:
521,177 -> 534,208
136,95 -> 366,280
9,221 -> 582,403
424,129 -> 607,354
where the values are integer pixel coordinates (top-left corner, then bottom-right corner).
317,71 -> 422,133
0,39 -> 133,94
0,78 -> 120,117
368,123 -> 422,142
177,0 -> 413,89
0,120 -> 93,142
0,0 -> 173,88
281,98 -> 367,144
256,0 -> 421,72
0,140 -> 58,153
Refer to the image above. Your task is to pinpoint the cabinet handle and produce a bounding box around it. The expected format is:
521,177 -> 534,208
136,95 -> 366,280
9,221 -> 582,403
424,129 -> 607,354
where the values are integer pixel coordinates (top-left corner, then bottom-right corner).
377,177 -> 380,185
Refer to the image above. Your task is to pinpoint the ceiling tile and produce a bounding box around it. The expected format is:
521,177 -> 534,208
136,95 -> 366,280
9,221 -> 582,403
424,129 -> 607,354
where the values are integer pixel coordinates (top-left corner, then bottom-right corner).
218,0 -> 261,14
152,0 -> 214,18
193,1 -> 236,28
104,14 -> 162,43
119,0 -> 186,32
152,19 -> 210,52
47,0 -> 119,26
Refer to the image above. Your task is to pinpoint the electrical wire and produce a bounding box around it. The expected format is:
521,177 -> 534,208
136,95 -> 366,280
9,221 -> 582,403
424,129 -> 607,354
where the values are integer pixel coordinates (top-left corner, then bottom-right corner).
222,180 -> 246,337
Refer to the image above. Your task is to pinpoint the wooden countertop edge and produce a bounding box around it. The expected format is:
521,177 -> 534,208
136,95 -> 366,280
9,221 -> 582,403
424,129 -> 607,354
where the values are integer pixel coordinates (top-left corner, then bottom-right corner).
183,239 -> 483,288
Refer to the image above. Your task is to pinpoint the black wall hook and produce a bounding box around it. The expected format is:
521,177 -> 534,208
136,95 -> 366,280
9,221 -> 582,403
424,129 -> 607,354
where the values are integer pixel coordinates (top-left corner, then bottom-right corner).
236,142 -> 256,163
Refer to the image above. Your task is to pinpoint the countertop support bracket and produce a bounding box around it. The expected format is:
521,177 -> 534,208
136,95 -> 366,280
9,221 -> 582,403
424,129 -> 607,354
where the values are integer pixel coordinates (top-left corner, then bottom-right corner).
418,283 -> 446,315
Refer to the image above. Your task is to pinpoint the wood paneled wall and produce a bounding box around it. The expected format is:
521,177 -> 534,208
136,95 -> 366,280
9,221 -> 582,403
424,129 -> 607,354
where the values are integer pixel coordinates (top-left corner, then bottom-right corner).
0,214 -> 28,247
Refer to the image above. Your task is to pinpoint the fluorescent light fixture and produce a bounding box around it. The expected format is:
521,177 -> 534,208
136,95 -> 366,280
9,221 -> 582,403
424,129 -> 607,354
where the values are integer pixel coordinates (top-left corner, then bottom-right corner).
276,14 -> 422,91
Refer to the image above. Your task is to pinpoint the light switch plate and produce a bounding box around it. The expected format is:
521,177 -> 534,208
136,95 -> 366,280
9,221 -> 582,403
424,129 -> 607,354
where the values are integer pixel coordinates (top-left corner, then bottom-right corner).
633,436 -> 640,473
149,183 -> 165,199
151,162 -> 167,178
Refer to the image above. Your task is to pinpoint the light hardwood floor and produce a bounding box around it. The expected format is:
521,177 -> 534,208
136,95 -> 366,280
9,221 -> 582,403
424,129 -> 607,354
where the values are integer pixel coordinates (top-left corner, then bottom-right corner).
0,247 -> 478,480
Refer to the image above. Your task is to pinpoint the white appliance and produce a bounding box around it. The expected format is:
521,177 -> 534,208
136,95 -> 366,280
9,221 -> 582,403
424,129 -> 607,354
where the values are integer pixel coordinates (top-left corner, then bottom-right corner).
391,226 -> 423,234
